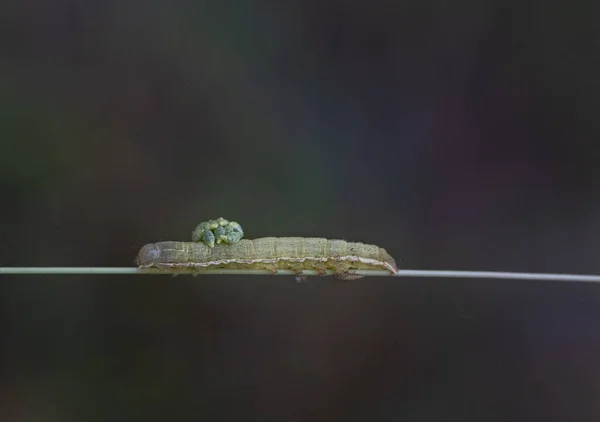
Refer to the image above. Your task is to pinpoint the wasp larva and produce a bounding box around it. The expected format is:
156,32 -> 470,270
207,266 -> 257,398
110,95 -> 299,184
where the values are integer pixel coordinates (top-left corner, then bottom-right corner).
191,218 -> 244,248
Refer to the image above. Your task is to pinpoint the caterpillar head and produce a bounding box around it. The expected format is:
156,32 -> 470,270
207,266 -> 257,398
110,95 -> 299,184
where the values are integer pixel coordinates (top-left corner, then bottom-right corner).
136,243 -> 160,267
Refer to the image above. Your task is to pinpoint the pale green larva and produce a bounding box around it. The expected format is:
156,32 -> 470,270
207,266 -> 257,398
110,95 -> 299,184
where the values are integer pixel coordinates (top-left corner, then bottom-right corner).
136,237 -> 398,280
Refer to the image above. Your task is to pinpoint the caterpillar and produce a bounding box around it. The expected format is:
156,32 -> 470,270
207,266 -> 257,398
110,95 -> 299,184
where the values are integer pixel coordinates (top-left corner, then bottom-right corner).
136,237 -> 398,280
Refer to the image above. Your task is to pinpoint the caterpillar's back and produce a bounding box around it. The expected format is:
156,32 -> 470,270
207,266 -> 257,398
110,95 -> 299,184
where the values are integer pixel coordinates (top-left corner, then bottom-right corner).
137,237 -> 398,276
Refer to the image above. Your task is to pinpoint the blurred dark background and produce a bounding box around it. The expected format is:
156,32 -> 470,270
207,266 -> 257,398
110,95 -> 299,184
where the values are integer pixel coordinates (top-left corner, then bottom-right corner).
1,0 -> 600,420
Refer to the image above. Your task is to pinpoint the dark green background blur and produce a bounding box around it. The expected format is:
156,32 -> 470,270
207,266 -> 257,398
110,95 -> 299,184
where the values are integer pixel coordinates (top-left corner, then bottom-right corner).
1,1 -> 600,421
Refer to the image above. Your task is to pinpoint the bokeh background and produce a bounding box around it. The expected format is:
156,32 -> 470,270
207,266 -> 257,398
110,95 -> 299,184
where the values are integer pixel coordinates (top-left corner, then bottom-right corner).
1,0 -> 600,420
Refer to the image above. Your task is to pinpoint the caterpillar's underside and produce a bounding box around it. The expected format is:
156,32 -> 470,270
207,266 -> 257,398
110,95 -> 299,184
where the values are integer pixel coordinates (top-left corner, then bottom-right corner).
136,237 -> 398,279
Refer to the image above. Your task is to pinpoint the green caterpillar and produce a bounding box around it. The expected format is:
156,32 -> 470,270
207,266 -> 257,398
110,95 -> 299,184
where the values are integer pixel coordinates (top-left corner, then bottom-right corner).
137,237 -> 398,280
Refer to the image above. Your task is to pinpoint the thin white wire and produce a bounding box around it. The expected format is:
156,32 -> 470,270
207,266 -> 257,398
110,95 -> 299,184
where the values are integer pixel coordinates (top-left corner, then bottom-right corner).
0,267 -> 600,283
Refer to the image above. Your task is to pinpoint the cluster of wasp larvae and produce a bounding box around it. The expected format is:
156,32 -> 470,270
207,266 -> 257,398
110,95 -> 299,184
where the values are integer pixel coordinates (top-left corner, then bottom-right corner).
191,217 -> 244,248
